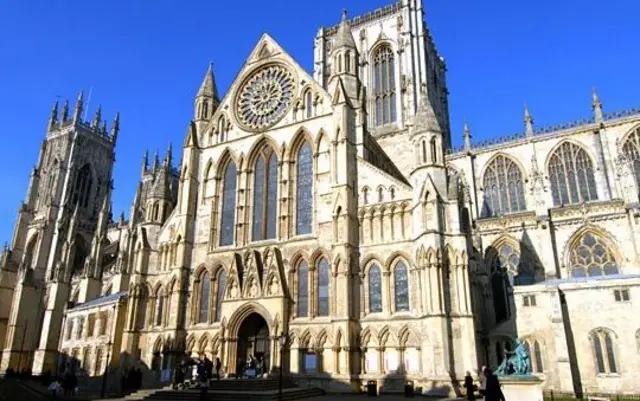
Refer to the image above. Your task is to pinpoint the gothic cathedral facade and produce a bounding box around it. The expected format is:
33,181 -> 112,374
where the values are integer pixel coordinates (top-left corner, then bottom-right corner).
2,0 -> 640,396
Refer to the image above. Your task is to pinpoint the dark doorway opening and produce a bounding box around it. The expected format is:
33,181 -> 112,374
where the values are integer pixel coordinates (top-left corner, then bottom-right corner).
237,312 -> 270,372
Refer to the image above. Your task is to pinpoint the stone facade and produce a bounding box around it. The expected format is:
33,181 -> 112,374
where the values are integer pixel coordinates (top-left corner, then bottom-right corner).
1,0 -> 640,397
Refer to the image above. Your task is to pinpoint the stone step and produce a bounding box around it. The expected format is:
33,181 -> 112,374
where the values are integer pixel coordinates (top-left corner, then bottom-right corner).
138,387 -> 324,401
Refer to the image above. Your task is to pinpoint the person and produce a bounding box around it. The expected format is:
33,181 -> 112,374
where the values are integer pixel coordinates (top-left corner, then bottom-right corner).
48,378 -> 61,399
483,368 -> 506,401
215,357 -> 222,380
478,366 -> 487,397
464,371 -> 476,400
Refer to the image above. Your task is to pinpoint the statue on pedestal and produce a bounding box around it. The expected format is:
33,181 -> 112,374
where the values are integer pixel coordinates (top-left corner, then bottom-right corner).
495,339 -> 531,376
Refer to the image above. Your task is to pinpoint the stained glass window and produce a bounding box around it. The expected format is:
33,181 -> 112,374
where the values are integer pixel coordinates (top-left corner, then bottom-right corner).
252,149 -> 278,242
155,292 -> 164,326
549,142 -> 598,206
394,261 -> 409,312
622,128 -> 640,191
214,270 -> 226,322
198,272 -> 210,324
296,143 -> 313,235
373,46 -> 396,126
220,162 -> 237,246
297,261 -> 309,317
494,244 -> 535,286
481,155 -> 526,217
317,258 -> 330,316
591,330 -> 617,374
568,232 -> 619,277
368,264 -> 383,313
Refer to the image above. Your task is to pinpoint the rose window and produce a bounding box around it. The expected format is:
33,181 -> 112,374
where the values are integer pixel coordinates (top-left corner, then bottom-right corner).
236,65 -> 295,130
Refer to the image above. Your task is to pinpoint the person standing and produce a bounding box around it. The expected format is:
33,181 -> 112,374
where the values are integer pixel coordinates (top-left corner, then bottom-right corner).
464,371 -> 476,400
483,368 -> 506,401
215,357 -> 222,380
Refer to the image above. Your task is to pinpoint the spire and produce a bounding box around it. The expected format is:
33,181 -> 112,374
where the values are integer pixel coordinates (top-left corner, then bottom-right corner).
463,121 -> 472,152
334,9 -> 356,50
61,99 -> 70,122
92,105 -> 102,129
524,104 -> 534,137
49,99 -> 59,129
141,150 -> 149,176
592,88 -> 603,125
164,142 -> 172,168
413,83 -> 441,133
101,120 -> 108,134
129,182 -> 142,228
197,62 -> 218,100
73,90 -> 84,123
110,112 -> 120,143
153,149 -> 160,173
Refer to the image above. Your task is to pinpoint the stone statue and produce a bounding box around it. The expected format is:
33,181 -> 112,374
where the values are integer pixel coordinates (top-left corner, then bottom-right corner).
495,339 -> 532,376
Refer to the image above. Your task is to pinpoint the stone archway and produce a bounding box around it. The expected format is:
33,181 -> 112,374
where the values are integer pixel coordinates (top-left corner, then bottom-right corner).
237,313 -> 271,372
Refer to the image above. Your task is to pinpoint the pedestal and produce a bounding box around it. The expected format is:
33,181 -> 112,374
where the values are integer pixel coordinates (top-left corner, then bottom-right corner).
499,375 -> 544,401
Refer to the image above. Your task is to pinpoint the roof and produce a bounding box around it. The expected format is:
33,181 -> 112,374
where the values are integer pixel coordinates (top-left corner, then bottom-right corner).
68,291 -> 128,312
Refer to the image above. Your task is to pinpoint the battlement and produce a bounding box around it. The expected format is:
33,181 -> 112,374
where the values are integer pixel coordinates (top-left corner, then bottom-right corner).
448,104 -> 640,156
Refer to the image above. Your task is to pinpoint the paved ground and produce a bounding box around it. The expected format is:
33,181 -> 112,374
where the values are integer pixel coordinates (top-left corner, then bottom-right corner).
0,378 -> 53,400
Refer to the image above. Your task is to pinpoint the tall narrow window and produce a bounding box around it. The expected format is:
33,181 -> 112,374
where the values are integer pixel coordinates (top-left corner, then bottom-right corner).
296,143 -> 313,235
155,291 -> 164,326
214,270 -> 226,322
317,258 -> 330,316
373,46 -> 396,126
549,142 -> 598,206
198,272 -> 210,324
481,155 -> 526,217
430,137 -> 437,163
568,232 -> 619,277
297,261 -> 309,317
591,329 -> 618,374
492,271 -> 508,323
220,161 -> 237,246
305,91 -> 313,119
218,116 -> 227,143
421,140 -> 427,163
252,147 -> 278,241
533,341 -> 544,373
368,264 -> 383,313
622,127 -> 640,191
73,164 -> 93,208
394,261 -> 410,312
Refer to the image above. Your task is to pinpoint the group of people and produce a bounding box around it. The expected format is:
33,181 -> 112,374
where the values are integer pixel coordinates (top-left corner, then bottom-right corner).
121,367 -> 143,393
171,355 -> 223,390
463,367 -> 506,401
235,355 -> 267,378
46,372 -> 78,398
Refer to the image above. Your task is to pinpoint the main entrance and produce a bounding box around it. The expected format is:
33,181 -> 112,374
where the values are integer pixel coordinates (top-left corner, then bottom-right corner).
237,312 -> 270,370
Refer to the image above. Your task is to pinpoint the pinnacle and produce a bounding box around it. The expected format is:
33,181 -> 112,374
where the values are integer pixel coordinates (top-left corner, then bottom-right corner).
334,8 -> 356,49
414,86 -> 441,133
197,62 -> 219,100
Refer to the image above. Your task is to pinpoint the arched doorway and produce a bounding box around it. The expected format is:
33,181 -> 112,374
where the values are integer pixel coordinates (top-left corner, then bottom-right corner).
237,312 -> 271,370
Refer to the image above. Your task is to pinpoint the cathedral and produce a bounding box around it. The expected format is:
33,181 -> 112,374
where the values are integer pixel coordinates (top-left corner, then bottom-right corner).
1,0 -> 640,396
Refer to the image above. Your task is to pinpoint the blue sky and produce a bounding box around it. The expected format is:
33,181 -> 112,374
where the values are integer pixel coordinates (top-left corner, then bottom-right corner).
1,0 -> 639,246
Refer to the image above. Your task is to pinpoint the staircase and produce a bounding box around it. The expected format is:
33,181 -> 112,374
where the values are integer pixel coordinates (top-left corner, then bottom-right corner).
121,378 -> 324,401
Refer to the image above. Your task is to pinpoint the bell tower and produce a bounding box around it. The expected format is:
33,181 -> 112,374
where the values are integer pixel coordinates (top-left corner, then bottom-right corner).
0,91 -> 118,374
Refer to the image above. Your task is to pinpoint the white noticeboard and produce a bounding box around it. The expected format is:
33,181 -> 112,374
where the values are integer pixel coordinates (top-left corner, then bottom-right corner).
304,353 -> 317,372
366,353 -> 378,372
160,368 -> 172,383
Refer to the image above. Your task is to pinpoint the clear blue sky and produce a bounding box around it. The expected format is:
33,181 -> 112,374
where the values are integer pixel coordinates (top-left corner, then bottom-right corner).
1,0 -> 639,246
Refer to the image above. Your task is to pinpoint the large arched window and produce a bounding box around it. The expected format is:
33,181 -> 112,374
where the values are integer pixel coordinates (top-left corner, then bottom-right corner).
548,142 -> 598,206
252,146 -> 278,241
368,263 -> 383,313
73,164 -> 93,208
591,329 -> 618,374
198,271 -> 210,324
214,269 -> 226,322
317,258 -> 330,316
524,340 -> 544,373
219,161 -> 237,246
296,143 -> 313,235
297,261 -> 309,317
372,45 -> 397,126
393,261 -> 410,312
568,231 -> 619,277
492,243 -> 535,286
481,155 -> 526,217
621,127 -> 640,190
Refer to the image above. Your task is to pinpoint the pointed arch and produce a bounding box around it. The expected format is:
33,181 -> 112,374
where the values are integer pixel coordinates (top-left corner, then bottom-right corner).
247,137 -> 279,242
296,258 -> 310,318
292,131 -> 314,236
371,43 -> 397,127
214,267 -> 227,322
480,153 -> 527,217
546,140 -> 598,206
620,124 -> 640,190
316,256 -> 331,316
564,225 -> 621,278
388,255 -> 411,313
218,151 -> 238,247
365,260 -> 383,313
589,328 -> 618,374
197,269 -> 211,324
203,159 -> 216,200
289,127 -> 315,161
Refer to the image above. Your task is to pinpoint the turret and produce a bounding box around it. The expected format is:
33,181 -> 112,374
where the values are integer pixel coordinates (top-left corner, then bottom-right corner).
411,84 -> 444,171
327,10 -> 360,103
194,62 -> 219,122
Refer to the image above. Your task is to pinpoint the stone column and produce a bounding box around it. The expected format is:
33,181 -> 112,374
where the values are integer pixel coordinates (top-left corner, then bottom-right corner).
32,281 -> 70,375
290,346 -> 300,373
377,347 -> 384,375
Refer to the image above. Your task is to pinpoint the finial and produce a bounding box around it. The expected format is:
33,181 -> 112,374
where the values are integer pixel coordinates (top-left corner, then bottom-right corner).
342,8 -> 348,21
592,87 -> 603,124
463,121 -> 472,152
119,211 -> 125,224
110,112 -> 120,142
101,120 -> 108,134
49,99 -> 59,128
73,90 -> 84,123
164,142 -> 173,167
61,99 -> 70,122
524,104 -> 534,137
153,149 -> 160,172
92,105 -> 102,129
